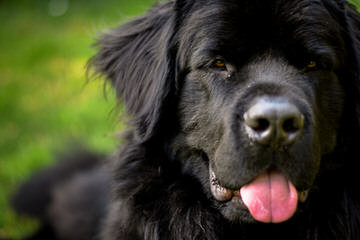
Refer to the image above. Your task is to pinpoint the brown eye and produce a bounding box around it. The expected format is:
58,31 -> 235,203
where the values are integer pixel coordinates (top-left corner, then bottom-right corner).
212,59 -> 226,69
306,61 -> 317,69
302,61 -> 317,72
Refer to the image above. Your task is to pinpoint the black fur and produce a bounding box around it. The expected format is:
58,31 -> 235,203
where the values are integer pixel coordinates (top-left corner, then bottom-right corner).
12,150 -> 109,240
13,0 -> 360,239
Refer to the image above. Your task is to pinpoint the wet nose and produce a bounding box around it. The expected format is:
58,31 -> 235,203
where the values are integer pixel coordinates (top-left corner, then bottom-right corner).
244,98 -> 304,147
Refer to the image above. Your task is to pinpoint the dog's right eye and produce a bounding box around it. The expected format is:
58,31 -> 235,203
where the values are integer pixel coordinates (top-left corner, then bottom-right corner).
302,61 -> 318,72
211,59 -> 227,71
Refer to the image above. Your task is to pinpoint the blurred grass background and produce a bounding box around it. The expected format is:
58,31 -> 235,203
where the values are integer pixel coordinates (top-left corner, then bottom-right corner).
1,0 -> 360,238
0,0 -> 155,238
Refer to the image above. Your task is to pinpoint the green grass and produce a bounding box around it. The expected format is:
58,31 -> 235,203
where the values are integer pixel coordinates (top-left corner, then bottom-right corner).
1,0 -> 360,238
0,0 -> 155,238
352,0 -> 360,8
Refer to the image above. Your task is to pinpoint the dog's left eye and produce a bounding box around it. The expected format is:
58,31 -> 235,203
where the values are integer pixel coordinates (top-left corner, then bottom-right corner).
211,59 -> 227,70
302,61 -> 318,72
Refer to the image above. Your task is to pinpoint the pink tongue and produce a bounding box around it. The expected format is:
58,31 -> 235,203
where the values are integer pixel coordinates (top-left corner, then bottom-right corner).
240,170 -> 298,223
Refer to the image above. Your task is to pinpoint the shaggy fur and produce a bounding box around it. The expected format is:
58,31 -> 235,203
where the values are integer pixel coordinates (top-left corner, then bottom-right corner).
12,0 -> 360,239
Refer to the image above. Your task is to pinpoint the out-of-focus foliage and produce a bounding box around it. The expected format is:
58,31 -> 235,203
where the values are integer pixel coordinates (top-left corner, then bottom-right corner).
0,0 -> 155,238
350,0 -> 360,8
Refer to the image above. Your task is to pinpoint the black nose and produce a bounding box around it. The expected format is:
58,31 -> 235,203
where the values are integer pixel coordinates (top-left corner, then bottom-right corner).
244,98 -> 304,147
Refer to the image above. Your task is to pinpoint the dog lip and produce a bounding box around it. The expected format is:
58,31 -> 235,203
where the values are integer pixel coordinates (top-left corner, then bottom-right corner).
298,189 -> 310,203
209,168 -> 234,201
209,168 -> 310,205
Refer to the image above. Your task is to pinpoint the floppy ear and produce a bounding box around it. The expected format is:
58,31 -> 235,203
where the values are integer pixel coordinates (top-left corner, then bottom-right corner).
344,3 -> 360,125
88,2 -> 178,142
338,2 -> 360,149
342,2 -> 360,182
323,0 -> 360,177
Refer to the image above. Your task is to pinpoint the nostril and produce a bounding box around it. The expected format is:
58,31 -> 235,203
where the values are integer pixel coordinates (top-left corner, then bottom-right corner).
244,112 -> 274,145
279,114 -> 304,146
253,118 -> 270,132
282,117 -> 300,133
244,112 -> 272,133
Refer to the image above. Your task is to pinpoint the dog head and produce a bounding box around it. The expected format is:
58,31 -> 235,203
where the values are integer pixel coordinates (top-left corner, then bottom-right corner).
89,0 -> 360,224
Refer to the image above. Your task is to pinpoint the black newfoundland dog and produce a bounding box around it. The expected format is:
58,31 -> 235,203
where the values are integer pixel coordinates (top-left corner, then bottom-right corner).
12,0 -> 360,239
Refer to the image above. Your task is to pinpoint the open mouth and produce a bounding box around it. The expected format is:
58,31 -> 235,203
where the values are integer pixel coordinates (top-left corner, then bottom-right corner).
210,167 -> 309,223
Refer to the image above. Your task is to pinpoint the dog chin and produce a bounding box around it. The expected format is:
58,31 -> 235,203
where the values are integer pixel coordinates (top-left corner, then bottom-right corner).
220,200 -> 257,223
